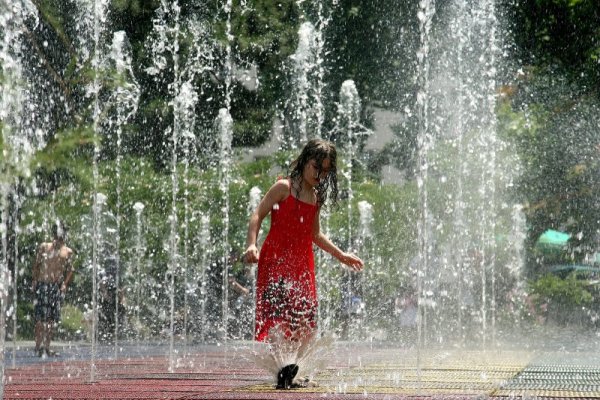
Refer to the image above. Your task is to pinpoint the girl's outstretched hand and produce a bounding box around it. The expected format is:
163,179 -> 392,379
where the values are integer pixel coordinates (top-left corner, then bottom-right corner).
243,244 -> 259,264
339,252 -> 364,272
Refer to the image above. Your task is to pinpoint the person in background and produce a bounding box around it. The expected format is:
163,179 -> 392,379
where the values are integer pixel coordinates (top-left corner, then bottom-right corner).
31,221 -> 75,357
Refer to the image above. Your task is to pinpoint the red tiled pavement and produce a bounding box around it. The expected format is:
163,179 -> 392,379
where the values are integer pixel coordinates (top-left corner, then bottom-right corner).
3,344 -> 600,399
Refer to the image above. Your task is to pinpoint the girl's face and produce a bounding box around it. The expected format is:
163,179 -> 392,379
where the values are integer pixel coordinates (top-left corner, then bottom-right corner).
303,157 -> 332,187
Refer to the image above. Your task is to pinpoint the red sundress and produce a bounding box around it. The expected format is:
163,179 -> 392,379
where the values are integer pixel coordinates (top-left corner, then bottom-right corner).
255,180 -> 318,342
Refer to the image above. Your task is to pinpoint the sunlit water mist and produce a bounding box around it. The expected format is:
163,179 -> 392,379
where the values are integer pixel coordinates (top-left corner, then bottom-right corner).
414,0 -> 523,348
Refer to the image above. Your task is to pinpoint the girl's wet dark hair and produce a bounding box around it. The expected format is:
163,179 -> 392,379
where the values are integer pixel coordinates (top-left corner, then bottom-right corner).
289,139 -> 338,208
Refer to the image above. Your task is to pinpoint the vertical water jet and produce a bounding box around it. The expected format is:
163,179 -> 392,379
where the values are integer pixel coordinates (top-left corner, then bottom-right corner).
217,108 -> 233,340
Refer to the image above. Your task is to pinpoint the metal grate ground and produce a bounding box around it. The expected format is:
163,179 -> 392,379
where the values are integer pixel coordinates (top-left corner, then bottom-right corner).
3,343 -> 600,399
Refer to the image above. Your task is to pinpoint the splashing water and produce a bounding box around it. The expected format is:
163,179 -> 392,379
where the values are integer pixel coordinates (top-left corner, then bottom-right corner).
250,325 -> 334,386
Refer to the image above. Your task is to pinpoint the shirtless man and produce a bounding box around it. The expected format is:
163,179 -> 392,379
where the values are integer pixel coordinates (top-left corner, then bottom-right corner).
31,221 -> 74,357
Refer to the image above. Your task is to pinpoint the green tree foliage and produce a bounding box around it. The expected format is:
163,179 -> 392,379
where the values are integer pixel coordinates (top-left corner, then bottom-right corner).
326,0 -> 418,111
510,0 -> 600,83
530,273 -> 593,307
528,271 -> 600,326
501,0 -> 600,273
228,0 -> 301,147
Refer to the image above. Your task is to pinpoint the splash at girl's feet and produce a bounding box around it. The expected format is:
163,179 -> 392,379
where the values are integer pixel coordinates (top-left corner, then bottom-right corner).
276,364 -> 299,389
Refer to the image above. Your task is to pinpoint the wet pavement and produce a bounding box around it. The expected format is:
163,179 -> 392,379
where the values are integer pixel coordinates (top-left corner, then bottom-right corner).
3,337 -> 600,400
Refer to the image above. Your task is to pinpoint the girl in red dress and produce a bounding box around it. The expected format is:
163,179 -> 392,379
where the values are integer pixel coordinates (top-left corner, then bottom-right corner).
243,139 -> 364,389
